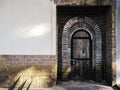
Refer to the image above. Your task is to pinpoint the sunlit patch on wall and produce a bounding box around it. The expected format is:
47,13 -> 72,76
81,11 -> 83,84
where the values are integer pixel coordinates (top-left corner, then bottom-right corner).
13,65 -> 56,87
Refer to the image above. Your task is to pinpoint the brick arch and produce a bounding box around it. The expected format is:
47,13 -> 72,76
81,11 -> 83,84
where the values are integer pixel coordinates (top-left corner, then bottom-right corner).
62,17 -> 102,80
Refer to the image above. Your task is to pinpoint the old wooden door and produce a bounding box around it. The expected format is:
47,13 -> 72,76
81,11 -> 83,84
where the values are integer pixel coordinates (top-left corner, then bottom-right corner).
71,29 -> 92,80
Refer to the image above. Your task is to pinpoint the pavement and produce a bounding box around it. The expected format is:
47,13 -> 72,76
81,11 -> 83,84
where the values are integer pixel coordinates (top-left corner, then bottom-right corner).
0,81 -> 117,90
52,81 -> 115,90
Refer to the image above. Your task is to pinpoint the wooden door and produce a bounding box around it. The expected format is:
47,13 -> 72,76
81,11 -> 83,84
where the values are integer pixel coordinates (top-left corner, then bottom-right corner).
71,29 -> 92,80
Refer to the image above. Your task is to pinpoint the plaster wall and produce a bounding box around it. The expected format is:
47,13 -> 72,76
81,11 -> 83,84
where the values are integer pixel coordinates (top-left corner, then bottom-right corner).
0,0 -> 56,55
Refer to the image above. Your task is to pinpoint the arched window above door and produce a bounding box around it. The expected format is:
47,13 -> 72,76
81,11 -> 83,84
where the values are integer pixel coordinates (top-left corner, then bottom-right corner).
72,29 -> 91,38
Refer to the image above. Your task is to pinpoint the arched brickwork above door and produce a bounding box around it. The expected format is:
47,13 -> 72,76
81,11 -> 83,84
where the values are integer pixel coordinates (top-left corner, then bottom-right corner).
62,17 -> 102,80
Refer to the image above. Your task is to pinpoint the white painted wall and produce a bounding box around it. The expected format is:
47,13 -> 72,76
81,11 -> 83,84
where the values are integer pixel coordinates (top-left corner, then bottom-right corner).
116,0 -> 120,84
0,0 -> 56,55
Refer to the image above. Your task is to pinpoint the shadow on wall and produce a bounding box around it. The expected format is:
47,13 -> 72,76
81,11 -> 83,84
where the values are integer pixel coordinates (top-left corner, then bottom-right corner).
0,58 -> 56,88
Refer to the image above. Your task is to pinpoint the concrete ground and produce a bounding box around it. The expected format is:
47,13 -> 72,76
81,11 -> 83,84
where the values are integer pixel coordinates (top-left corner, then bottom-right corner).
52,81 -> 115,90
0,81 -> 117,90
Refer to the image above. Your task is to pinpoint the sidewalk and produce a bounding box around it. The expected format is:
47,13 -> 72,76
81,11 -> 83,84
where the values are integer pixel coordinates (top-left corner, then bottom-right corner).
0,81 -> 115,90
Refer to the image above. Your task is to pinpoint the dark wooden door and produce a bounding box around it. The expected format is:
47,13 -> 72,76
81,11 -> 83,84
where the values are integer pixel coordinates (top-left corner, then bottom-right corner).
71,29 -> 92,80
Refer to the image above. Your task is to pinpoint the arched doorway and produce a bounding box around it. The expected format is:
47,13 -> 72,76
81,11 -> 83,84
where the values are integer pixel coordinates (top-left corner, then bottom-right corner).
60,17 -> 102,81
57,5 -> 116,85
60,17 -> 102,80
71,29 -> 92,80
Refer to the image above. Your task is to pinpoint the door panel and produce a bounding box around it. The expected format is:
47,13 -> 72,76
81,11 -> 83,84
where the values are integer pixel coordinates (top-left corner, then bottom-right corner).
71,60 -> 90,80
73,39 -> 90,58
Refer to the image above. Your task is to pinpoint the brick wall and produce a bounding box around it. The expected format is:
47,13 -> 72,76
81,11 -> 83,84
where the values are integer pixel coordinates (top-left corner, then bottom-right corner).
0,0 -> 116,88
57,6 -> 106,81
55,0 -> 111,5
56,0 -> 116,85
0,55 -> 57,88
